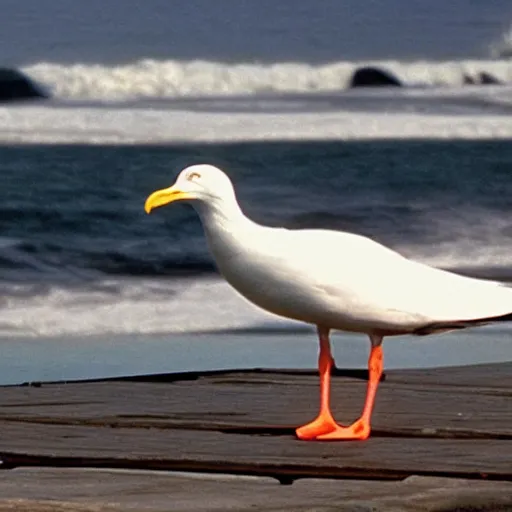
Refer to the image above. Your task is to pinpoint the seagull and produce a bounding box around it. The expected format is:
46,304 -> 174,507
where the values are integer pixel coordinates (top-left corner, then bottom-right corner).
145,164 -> 512,441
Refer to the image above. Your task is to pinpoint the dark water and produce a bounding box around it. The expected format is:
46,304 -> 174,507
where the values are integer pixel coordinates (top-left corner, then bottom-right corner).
0,139 -> 511,377
3,0 -> 511,65
1,140 -> 512,284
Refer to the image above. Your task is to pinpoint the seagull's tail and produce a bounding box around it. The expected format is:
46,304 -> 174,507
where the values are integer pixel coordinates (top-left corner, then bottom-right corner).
413,311 -> 512,336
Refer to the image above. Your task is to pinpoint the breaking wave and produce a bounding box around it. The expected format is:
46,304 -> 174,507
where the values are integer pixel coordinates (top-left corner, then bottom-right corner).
490,24 -> 512,59
22,58 -> 512,101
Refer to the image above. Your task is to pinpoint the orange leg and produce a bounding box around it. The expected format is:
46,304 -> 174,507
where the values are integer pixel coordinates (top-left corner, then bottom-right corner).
316,334 -> 383,441
295,327 -> 339,440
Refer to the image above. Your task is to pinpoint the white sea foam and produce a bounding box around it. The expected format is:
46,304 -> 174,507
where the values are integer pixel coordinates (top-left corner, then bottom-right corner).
394,209 -> 512,273
490,24 -> 512,59
5,61 -> 512,144
0,277 -> 298,337
1,99 -> 512,145
401,242 -> 512,277
23,59 -> 512,100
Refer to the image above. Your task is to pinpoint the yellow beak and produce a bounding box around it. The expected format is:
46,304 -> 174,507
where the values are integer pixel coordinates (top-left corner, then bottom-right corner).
144,186 -> 193,214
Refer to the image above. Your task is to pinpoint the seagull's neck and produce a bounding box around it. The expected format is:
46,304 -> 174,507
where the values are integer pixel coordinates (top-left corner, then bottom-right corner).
193,195 -> 260,256
194,194 -> 255,232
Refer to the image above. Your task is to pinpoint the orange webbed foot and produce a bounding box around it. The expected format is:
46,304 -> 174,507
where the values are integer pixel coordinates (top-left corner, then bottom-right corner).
315,418 -> 371,441
295,412 -> 341,440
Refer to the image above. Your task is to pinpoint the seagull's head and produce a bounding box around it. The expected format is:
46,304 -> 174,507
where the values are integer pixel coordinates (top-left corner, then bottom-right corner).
144,164 -> 236,214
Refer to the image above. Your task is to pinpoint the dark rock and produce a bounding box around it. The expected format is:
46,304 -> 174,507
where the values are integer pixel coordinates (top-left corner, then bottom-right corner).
350,67 -> 402,88
463,72 -> 504,86
478,72 -> 503,85
0,68 -> 48,103
463,74 -> 476,85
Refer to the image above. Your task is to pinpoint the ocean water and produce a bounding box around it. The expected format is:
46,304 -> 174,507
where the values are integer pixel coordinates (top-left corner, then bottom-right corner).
0,141 -> 512,385
1,0 -> 512,145
1,1 -> 512,384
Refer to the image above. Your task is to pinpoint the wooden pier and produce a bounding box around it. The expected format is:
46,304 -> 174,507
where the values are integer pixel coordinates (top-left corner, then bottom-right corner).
0,362 -> 511,511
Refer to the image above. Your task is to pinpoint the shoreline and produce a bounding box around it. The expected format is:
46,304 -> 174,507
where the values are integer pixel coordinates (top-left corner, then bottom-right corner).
0,329 -> 511,386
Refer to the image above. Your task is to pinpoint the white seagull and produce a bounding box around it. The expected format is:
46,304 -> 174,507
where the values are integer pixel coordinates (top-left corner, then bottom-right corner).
145,164 -> 512,441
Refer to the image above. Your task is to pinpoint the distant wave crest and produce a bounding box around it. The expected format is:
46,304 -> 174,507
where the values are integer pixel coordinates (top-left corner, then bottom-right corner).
491,25 -> 512,59
22,58 -> 512,100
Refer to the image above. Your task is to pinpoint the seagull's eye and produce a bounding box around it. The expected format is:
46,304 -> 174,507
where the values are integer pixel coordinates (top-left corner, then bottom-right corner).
188,172 -> 201,181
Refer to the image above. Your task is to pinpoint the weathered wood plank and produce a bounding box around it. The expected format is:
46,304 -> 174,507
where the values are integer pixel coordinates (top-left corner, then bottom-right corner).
0,363 -> 510,483
388,361 -> 512,388
1,364 -> 511,437
0,421 -> 510,478
0,470 -> 511,512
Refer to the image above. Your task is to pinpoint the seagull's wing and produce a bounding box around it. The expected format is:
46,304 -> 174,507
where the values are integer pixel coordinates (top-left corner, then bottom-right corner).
262,228 -> 512,332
